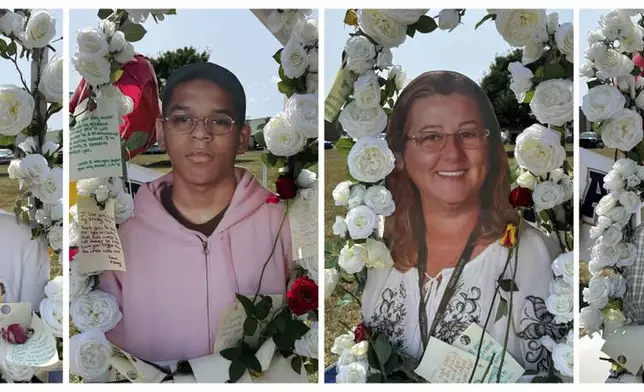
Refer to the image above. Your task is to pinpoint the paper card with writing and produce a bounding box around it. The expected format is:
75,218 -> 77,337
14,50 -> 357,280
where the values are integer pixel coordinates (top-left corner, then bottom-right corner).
0,303 -> 31,328
602,325 -> 644,375
70,95 -> 123,180
75,197 -> 126,274
324,68 -> 358,122
189,353 -> 252,383
414,337 -> 491,383
111,345 -> 166,383
213,294 -> 284,354
4,313 -> 57,367
452,323 -> 525,383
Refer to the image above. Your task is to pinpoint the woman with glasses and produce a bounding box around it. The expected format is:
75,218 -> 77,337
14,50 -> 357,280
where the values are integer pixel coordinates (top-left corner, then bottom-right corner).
361,71 -> 563,381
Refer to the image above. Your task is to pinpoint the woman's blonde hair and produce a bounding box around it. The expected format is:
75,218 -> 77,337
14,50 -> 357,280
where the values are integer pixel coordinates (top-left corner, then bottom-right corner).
384,71 -> 518,272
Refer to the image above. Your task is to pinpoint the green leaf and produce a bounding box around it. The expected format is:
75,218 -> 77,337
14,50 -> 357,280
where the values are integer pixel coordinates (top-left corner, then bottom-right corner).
290,356 -> 302,374
255,295 -> 273,320
334,137 -> 355,157
273,48 -> 282,64
126,130 -> 149,151
0,134 -> 16,147
120,22 -> 147,42
228,359 -> 246,383
6,41 -> 17,57
367,373 -> 383,382
288,320 -> 310,340
414,15 -> 438,34
273,332 -> 291,350
243,317 -> 258,336
534,66 -> 545,79
235,294 -> 256,317
220,346 -> 243,361
166,9 -> 177,15
97,9 -> 113,19
631,66 -> 642,76
245,354 -> 262,373
543,63 -> 565,80
277,81 -> 293,96
406,25 -> 416,38
495,297 -> 508,323
475,14 -> 495,29
522,90 -> 535,104
367,341 -> 381,369
374,334 -> 392,366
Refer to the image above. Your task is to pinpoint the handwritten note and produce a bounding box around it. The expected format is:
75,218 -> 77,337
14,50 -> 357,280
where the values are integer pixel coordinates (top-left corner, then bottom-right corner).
0,303 -> 32,328
70,96 -> 123,180
324,68 -> 357,123
4,313 -> 58,367
110,345 -> 166,383
75,197 -> 126,274
414,337 -> 490,383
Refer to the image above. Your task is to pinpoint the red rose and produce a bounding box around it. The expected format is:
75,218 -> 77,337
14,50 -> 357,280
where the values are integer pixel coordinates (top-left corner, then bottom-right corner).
509,187 -> 533,209
70,247 -> 79,262
1,324 -> 31,344
287,276 -> 318,316
275,175 -> 297,199
354,322 -> 371,343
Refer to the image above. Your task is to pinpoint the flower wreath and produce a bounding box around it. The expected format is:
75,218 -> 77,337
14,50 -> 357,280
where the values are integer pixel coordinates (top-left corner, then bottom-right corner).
324,9 -> 573,383
0,8 -> 63,383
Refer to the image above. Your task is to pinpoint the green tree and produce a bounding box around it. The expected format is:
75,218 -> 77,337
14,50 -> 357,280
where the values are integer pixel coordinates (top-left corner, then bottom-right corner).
480,48 -> 534,141
148,46 -> 211,96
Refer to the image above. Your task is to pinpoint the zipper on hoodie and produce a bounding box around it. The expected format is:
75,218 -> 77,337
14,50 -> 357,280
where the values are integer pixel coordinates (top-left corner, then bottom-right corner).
198,236 -> 212,352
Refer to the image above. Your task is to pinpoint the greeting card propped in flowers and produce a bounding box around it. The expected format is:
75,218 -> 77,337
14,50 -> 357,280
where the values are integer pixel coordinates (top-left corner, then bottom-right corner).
3,313 -> 58,368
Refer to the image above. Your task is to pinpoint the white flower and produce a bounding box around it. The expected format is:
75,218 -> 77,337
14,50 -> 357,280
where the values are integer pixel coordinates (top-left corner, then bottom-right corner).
389,65 -> 406,90
38,53 -> 63,104
532,181 -> 564,212
358,9 -> 407,48
582,276 -> 611,309
0,85 -> 35,136
380,9 -> 428,25
591,242 -> 621,268
18,136 -> 38,154
345,35 -> 375,63
336,361 -> 368,383
345,205 -> 378,240
339,102 -> 387,140
376,48 -> 393,69
581,85 -> 626,123
47,224 -> 63,251
44,276 -> 63,298
580,306 -> 602,335
40,295 -> 63,338
263,113 -> 306,157
77,178 -> 109,197
607,207 -> 629,227
338,243 -> 368,274
619,25 -> 644,52
71,290 -> 123,332
333,216 -> 348,238
600,226 -> 623,247
552,252 -> 574,284
618,242 -> 637,267
70,329 -> 113,379
94,185 -> 110,202
285,94 -> 317,139
0,11 -> 24,37
619,191 -> 641,214
580,61 -> 595,79
348,184 -> 366,210
308,49 -> 318,73
546,12 -> 559,35
546,294 -> 573,324
19,153 -> 50,184
596,194 -> 618,216
296,169 -> 316,188
627,174 -> 641,188
332,333 -> 356,355
609,274 -> 627,298
597,216 -> 612,230
325,268 -> 340,298
42,141 -> 60,156
555,23 -> 573,62
508,62 -> 533,102
292,18 -> 318,46
552,343 -> 573,378
550,278 -> 572,296
69,221 -> 80,247
613,158 -> 639,177
77,27 -> 109,56
522,39 -> 544,65
514,124 -> 566,176
73,52 -> 112,87
306,73 -> 318,93
7,159 -> 22,180
638,165 -> 644,180
125,9 -> 150,24
494,9 -> 547,47
0,355 -> 35,382
20,9 -> 56,49
438,9 -> 460,31
347,137 -> 396,183
294,323 -> 318,359
353,71 -> 381,109
516,171 -> 536,190
33,167 -> 63,204
600,10 -> 634,41
98,19 -> 116,37
593,46 -> 635,79
600,108 -> 643,152
364,185 -> 395,216
108,30 -> 126,53
589,227 -> 604,240
70,274 -> 92,298
281,38 -> 309,79
365,238 -> 394,269
333,181 -> 352,206
351,340 -> 369,357
113,41 -> 136,65
529,79 -> 573,126
346,58 -> 374,75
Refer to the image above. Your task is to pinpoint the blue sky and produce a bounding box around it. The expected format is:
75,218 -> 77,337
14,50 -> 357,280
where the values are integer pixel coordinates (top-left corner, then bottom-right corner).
579,9 -> 610,98
70,9 -> 318,120
0,9 -> 63,131
325,9 -> 573,94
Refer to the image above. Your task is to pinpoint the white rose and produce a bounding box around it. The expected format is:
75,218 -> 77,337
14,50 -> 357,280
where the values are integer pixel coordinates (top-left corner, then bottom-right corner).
77,27 -> 109,56
71,290 -> 123,332
347,137 -> 396,183
529,79 -> 573,126
32,167 -> 63,204
347,58 -> 374,75
331,333 -> 356,355
345,35 -> 376,62
338,243 -> 368,274
380,9 -> 428,25
516,171 -> 536,190
582,276 -> 611,309
38,53 -> 63,104
308,49 -> 318,73
627,174 -> 641,188
609,274 -> 627,298
70,328 -> 113,379
389,65 -> 406,90
353,71 -> 381,109
325,268 -> 340,298
113,41 -> 135,64
71,274 -> 92,298
546,293 -> 573,324
285,94 -> 317,139
522,39 -> 544,65
597,216 -> 613,230
618,242 -> 637,267
546,12 -> 559,35
580,61 -> 595,79
348,184 -> 366,210
77,177 -> 109,197
292,18 -> 318,46
581,85 -> 626,122
46,200 -> 64,221
35,208 -> 51,227
336,361 -> 368,383
600,108 -> 643,152
339,102 -> 387,140
47,224 -> 63,251
0,11 -> 24,37
555,23 -> 573,62
549,278 -> 572,296
552,343 -> 573,378
608,207 -> 629,226
42,141 -> 60,156
281,38 -> 309,79
294,323 -> 318,359
69,221 -> 80,247
613,158 -> 639,176
263,113 -> 306,157
600,10 -> 634,41
600,226 -> 623,247
333,216 -> 348,238
438,9 -> 460,31
589,226 -> 604,240
73,52 -> 112,87
494,9 -> 547,47
0,355 -> 35,382
580,306 -> 602,335
508,62 -> 534,102
94,185 -> 110,203
514,124 -> 566,176
593,47 -> 635,79
364,185 -> 395,216
365,238 -> 394,269
637,165 -> 644,180
552,252 -> 574,284
306,73 -> 318,93
18,136 -> 38,154
351,340 -> 369,357
7,159 -> 22,180
20,9 -> 56,49
376,48 -> 393,69
591,243 -> 620,269
532,181 -> 564,212
619,191 -> 641,214
358,10 -> 407,48
619,25 -> 644,52
0,85 -> 35,136
108,30 -> 127,53
345,205 -> 378,239
40,295 -> 63,337
98,19 -> 116,37
296,169 -> 316,188
19,153 -> 49,185
596,194 -> 618,216
333,181 -> 353,206
337,352 -> 360,373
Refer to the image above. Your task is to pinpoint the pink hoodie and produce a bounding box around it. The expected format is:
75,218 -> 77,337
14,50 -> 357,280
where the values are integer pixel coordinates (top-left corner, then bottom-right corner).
98,168 -> 292,362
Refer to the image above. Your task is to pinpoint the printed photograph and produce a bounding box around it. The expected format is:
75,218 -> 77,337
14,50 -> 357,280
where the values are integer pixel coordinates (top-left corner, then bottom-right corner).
0,8 -> 63,384
579,9 -> 644,384
68,9 -> 318,383
323,9 -> 574,383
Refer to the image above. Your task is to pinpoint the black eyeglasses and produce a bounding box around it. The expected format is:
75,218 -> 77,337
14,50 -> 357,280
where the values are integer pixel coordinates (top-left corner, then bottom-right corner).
406,128 -> 490,152
162,114 -> 236,135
